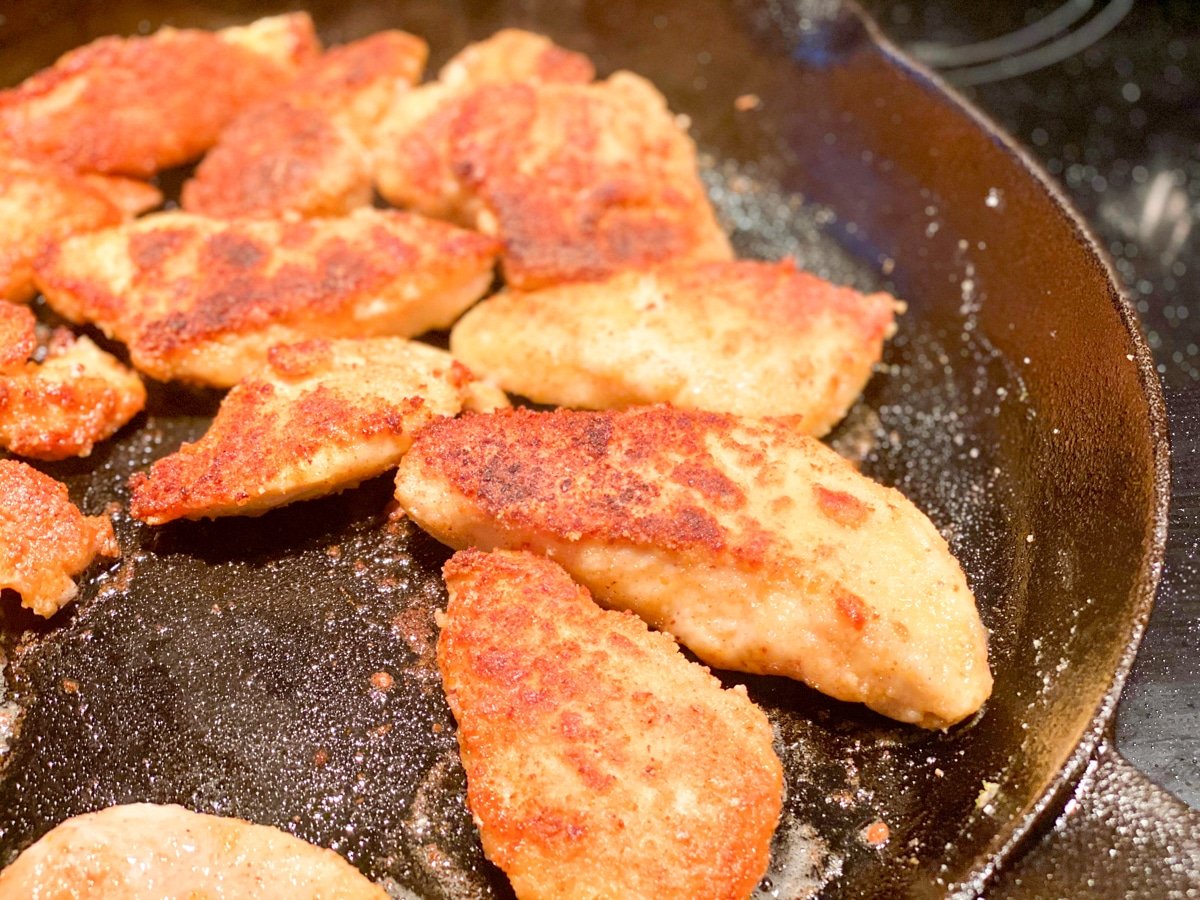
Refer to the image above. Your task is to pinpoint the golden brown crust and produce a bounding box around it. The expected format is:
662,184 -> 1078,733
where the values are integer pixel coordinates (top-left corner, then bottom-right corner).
447,73 -> 732,289
0,15 -> 320,177
405,406 -> 759,557
0,159 -> 132,304
0,322 -> 146,461
183,32 -> 427,219
0,459 -> 118,617
34,209 -> 500,387
397,406 -> 993,727
0,302 -> 37,370
372,29 -> 594,220
182,105 -> 370,219
439,548 -> 782,900
451,259 -> 899,430
128,337 -> 507,524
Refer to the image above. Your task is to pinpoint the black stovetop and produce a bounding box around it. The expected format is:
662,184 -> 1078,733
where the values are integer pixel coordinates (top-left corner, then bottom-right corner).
862,0 -> 1200,807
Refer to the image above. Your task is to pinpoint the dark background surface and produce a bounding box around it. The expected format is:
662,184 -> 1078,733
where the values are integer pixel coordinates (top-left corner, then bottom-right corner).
860,0 -> 1200,807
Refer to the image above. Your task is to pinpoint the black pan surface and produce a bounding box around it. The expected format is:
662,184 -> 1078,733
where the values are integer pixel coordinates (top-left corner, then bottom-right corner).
0,2 -> 1169,897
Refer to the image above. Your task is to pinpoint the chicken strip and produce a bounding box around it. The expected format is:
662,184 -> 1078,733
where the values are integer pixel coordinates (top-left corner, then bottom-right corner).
0,459 -> 118,618
461,73 -> 732,289
440,548 -> 782,900
183,32 -> 429,219
0,803 -> 387,899
396,406 -> 992,728
0,13 -> 320,177
129,338 -> 506,524
0,302 -> 145,460
34,209 -> 500,387
452,260 -> 899,433
373,29 -> 595,221
0,159 -> 161,304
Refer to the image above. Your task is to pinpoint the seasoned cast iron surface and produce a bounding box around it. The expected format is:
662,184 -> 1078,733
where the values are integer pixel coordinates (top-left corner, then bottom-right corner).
0,2 -> 1164,897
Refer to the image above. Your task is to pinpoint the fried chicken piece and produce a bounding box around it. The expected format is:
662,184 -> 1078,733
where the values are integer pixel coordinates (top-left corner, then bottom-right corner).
0,459 -> 118,617
373,29 -> 595,221
396,406 -> 992,728
466,73 -> 733,289
0,159 -> 161,304
0,803 -> 387,898
34,209 -> 500,387
379,65 -> 731,289
0,13 -> 320,177
183,32 -> 429,219
440,548 -> 782,900
452,260 -> 899,433
0,302 -> 145,460
129,338 -> 506,524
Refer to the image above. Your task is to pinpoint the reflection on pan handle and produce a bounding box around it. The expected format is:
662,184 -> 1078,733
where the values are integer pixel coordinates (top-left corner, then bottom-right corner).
989,737 -> 1200,897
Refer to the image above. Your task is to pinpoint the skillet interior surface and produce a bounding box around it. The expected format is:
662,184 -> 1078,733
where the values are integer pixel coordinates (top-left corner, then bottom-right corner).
0,2 -> 1165,897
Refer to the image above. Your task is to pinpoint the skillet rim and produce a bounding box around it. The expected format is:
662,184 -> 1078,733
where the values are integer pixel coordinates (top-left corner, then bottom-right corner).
835,1 -> 1172,892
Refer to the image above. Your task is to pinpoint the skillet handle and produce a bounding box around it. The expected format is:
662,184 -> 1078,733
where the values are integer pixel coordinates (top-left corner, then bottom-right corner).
989,738 -> 1200,897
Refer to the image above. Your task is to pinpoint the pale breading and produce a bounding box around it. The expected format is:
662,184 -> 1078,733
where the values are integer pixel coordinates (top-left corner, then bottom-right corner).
373,29 -> 595,221
0,458 -> 118,618
0,302 -> 145,460
0,158 -> 160,304
129,337 -> 507,524
34,209 -> 500,387
0,803 -> 387,899
183,32 -> 428,219
452,260 -> 900,433
439,548 -> 782,900
0,14 -> 320,177
396,405 -> 993,728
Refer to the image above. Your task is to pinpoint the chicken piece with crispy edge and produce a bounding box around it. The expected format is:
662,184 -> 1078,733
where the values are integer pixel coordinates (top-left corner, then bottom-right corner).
396,405 -> 992,728
372,28 -> 595,222
446,72 -> 732,290
129,337 -> 507,524
439,548 -> 783,900
0,158 -> 161,304
0,301 -> 145,461
183,31 -> 429,219
34,208 -> 500,388
452,259 -> 900,434
0,13 -> 320,178
0,803 -> 387,899
0,458 -> 118,618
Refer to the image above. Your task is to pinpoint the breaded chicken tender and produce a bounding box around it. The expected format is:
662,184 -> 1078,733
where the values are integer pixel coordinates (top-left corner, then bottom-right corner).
373,29 -> 595,221
0,302 -> 145,460
439,548 -> 782,900
34,209 -> 499,387
0,458 -> 118,618
396,406 -> 992,728
129,338 -> 506,524
183,32 -> 428,219
0,159 -> 160,304
464,74 -> 731,289
452,260 -> 899,433
0,803 -> 387,899
0,14 -> 320,177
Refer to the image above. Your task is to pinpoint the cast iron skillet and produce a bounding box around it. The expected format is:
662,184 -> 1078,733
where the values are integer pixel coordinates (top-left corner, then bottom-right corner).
0,1 -> 1195,897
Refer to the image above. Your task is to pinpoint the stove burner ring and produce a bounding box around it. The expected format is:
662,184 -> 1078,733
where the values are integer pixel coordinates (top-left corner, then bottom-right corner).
908,0 -> 1134,85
